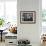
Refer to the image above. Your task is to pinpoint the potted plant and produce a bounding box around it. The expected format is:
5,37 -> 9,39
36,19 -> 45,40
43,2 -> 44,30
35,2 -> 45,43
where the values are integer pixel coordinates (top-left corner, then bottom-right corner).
0,18 -> 5,27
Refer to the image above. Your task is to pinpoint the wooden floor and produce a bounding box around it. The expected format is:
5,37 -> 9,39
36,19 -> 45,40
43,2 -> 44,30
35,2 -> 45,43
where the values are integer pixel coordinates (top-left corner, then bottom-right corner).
0,41 -> 5,46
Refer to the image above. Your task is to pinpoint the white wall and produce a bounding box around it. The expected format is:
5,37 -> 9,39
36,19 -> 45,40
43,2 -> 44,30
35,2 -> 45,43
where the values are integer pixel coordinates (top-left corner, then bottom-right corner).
17,0 -> 42,46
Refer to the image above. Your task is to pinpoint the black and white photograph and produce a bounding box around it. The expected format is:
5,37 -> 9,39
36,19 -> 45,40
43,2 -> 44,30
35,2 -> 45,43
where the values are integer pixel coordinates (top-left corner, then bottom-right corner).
20,11 -> 36,24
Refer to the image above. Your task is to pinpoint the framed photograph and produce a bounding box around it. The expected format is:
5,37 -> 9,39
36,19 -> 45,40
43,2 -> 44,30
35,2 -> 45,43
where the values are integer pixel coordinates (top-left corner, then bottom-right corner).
20,11 -> 36,24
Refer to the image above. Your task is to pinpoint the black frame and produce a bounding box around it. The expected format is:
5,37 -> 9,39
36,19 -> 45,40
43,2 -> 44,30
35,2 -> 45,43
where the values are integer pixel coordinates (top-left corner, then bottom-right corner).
20,11 -> 36,24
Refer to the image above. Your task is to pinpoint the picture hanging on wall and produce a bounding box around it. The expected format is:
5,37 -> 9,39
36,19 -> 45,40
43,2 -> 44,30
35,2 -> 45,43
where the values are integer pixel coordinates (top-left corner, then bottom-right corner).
20,11 -> 36,24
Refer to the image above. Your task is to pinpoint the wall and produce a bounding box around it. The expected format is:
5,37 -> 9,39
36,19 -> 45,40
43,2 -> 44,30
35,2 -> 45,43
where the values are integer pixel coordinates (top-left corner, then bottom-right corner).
17,0 -> 42,46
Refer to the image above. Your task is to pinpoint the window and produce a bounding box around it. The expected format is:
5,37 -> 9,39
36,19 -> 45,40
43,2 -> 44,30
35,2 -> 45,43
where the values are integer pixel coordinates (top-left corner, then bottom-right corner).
0,1 -> 4,18
42,0 -> 46,21
0,0 -> 17,26
42,0 -> 46,33
42,0 -> 46,26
